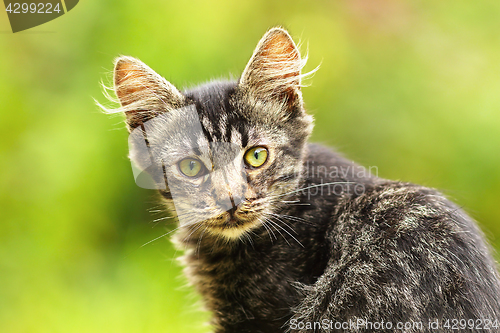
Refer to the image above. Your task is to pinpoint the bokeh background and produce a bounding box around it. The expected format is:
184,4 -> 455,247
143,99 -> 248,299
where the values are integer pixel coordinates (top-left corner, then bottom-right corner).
1,1 -> 500,332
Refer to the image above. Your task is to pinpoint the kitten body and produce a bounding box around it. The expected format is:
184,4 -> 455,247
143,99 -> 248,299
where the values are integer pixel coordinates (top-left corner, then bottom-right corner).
106,28 -> 500,332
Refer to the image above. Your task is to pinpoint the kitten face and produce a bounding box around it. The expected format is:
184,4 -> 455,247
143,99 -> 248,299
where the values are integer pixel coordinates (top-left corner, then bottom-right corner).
112,28 -> 313,240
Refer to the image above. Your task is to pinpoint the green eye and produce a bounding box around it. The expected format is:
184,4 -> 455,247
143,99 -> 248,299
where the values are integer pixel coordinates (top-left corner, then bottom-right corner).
178,158 -> 204,177
244,147 -> 268,168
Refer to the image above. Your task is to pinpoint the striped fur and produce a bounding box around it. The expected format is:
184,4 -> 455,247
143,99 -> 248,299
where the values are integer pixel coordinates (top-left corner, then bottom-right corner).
103,27 -> 500,332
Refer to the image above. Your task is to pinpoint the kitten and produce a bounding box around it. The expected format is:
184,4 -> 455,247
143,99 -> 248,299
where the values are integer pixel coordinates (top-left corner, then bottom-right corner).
105,28 -> 500,332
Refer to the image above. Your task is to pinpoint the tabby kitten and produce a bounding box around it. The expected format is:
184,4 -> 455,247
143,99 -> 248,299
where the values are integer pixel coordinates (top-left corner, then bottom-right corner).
106,28 -> 500,332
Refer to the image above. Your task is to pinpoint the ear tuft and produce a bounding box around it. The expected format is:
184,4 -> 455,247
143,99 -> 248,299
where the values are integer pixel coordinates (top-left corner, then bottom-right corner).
240,27 -> 307,106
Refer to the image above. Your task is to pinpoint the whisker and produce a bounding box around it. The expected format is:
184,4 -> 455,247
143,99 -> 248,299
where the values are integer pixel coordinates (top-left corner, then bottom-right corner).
281,202 -> 311,207
141,219 -> 202,247
141,229 -> 177,247
242,231 -> 255,249
183,222 -> 206,244
267,213 -> 299,235
262,218 -> 278,241
270,212 -> 314,226
265,218 -> 291,246
260,220 -> 275,244
152,215 -> 177,223
269,181 -> 356,200
195,226 -> 208,257
267,214 -> 304,248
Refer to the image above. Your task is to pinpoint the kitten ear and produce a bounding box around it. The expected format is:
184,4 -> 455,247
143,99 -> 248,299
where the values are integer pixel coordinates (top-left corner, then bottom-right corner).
113,56 -> 185,130
240,27 -> 305,107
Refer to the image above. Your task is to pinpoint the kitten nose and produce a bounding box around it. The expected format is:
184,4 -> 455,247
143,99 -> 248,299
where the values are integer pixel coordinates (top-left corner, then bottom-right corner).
212,167 -> 247,213
219,193 -> 244,214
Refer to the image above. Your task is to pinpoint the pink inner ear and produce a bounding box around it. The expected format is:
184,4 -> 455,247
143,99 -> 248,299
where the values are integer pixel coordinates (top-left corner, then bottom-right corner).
259,32 -> 301,83
114,61 -> 150,107
240,29 -> 304,108
256,31 -> 302,105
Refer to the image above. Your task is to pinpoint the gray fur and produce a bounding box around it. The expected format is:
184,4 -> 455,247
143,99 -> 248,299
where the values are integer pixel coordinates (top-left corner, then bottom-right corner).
104,27 -> 500,332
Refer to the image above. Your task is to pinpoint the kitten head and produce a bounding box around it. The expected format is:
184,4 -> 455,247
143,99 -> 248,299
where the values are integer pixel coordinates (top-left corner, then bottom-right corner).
109,27 -> 314,240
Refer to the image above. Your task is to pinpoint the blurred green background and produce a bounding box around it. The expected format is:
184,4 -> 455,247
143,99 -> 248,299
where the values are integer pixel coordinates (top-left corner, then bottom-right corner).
1,0 -> 499,332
